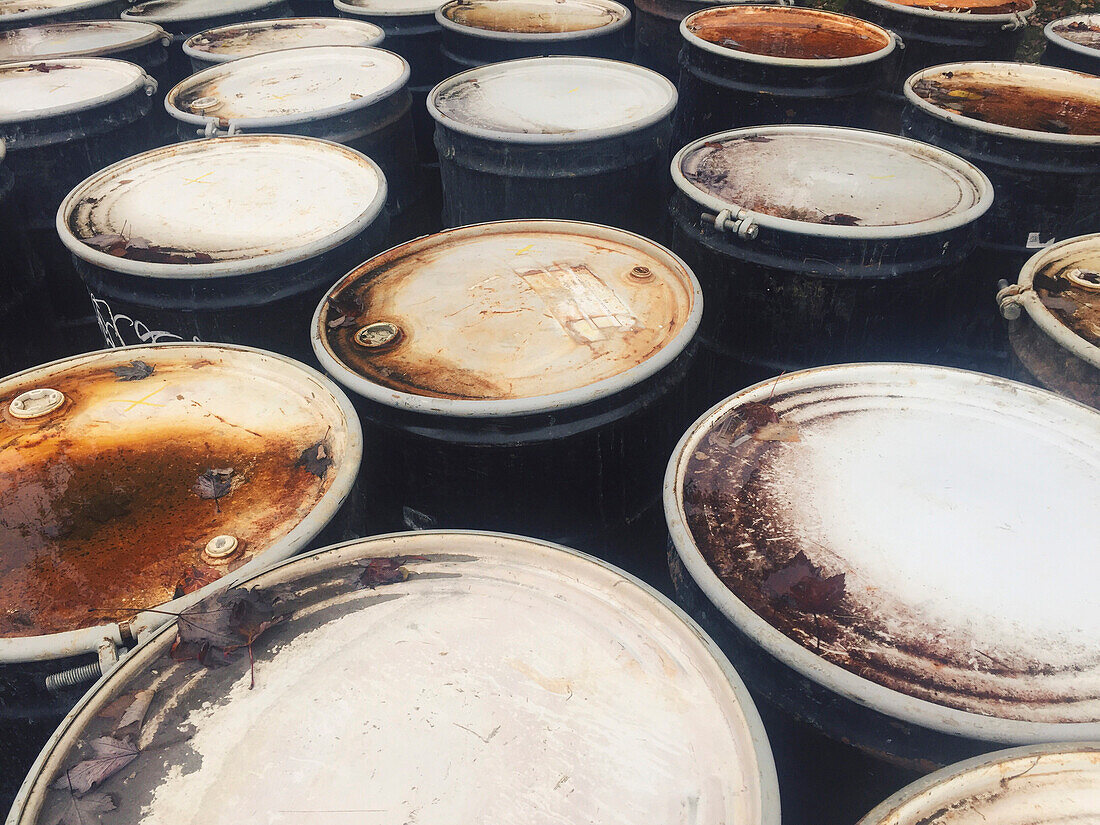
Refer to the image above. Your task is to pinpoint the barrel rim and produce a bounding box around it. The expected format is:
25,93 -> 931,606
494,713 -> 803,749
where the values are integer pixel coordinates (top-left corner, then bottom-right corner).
1044,13 -> 1100,60
0,341 -> 364,665
0,20 -> 169,60
671,125 -> 994,240
434,0 -> 631,42
855,742 -> 1100,824
121,0 -> 288,25
0,0 -> 121,27
852,0 -> 1035,25
903,61 -> 1100,145
55,134 -> 388,280
427,55 -> 676,144
6,529 -> 782,825
181,16 -> 385,62
311,219 -> 703,418
0,57 -> 154,125
664,362 -> 1100,745
679,5 -> 899,69
334,0 -> 445,18
1015,232 -> 1100,368
164,45 -> 410,130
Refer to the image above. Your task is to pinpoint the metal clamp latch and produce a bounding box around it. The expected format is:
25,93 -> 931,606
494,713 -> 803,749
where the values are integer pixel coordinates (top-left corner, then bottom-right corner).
996,280 -> 1029,320
200,119 -> 242,138
1002,11 -> 1028,30
702,208 -> 758,240
44,639 -> 121,693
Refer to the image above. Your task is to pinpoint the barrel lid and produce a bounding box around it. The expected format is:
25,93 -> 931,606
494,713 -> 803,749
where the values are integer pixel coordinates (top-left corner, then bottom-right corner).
673,126 -> 993,240
428,56 -> 676,143
166,46 -> 408,128
437,0 -> 630,40
666,363 -> 1100,742
854,0 -> 1034,23
0,0 -> 118,27
122,0 -> 288,26
334,0 -> 446,18
0,343 -> 361,659
313,220 -> 701,417
183,17 -> 385,63
57,134 -> 387,279
7,531 -> 779,825
858,744 -> 1100,825
905,62 -> 1100,145
681,6 -> 896,67
1046,13 -> 1100,57
0,58 -> 152,124
0,21 -> 168,62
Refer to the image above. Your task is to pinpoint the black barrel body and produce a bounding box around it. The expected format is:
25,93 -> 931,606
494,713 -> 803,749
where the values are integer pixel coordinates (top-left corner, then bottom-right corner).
439,22 -> 629,73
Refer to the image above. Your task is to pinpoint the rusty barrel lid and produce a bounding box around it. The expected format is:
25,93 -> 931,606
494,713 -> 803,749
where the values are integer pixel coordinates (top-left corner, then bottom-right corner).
335,0 -> 446,19
437,0 -> 630,40
681,5 -> 898,66
905,63 -> 1100,144
1047,13 -> 1100,58
0,21 -> 169,63
666,363 -> 1100,743
6,531 -> 780,825
56,134 -> 387,279
312,220 -> 701,417
0,58 -> 155,130
0,0 -> 121,28
166,45 -> 409,131
122,0 -> 288,27
854,0 -> 1034,24
429,56 -> 676,143
0,343 -> 362,662
673,125 -> 993,240
858,743 -> 1100,824
183,17 -> 385,64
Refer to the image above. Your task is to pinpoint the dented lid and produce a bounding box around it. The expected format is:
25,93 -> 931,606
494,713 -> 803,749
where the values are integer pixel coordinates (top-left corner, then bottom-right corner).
0,0 -> 120,27
335,0 -> 447,17
437,0 -> 629,39
682,6 -> 896,66
858,744 -> 1100,825
7,532 -> 779,825
0,58 -> 152,124
57,134 -> 387,279
666,363 -> 1100,742
855,0 -> 1034,22
0,21 -> 168,63
183,17 -> 384,63
0,344 -> 361,659
673,126 -> 993,239
122,0 -> 288,26
313,220 -> 701,417
429,56 -> 676,143
905,63 -> 1100,144
1047,13 -> 1100,57
166,46 -> 408,127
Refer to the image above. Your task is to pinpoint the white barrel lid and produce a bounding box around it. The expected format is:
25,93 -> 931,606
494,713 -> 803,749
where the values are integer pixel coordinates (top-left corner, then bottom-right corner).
1046,13 -> 1100,57
0,57 -> 152,124
854,0 -> 1034,24
666,363 -> 1100,743
183,17 -> 384,63
57,134 -> 387,279
673,125 -> 993,240
335,0 -> 447,18
905,62 -> 1100,145
0,343 -> 361,662
122,0 -> 288,26
313,220 -> 701,418
429,56 -> 676,143
0,0 -> 119,27
166,45 -> 408,127
8,532 -> 779,825
437,0 -> 629,40
0,21 -> 168,62
858,743 -> 1100,825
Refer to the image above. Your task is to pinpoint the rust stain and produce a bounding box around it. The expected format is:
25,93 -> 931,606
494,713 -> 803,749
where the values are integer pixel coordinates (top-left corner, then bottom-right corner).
1052,19 -> 1100,50
442,0 -> 625,34
687,7 -> 891,60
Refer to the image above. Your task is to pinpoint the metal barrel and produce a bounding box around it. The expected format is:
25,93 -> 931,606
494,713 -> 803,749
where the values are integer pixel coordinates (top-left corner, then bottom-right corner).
665,363 -> 1100,775
1042,14 -> 1100,75
996,233 -> 1100,410
182,16 -> 384,71
55,134 -> 390,365
667,125 -> 996,392
288,0 -> 338,14
429,56 -> 677,238
0,342 -> 362,812
0,0 -> 129,31
164,45 -> 429,242
311,219 -> 702,576
4,531 -> 780,825
121,0 -> 294,89
435,0 -> 631,76
674,6 -> 903,143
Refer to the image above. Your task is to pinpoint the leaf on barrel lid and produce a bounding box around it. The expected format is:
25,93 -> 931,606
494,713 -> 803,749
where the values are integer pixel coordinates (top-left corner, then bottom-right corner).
51,737 -> 138,795
820,213 -> 861,226
765,551 -> 846,615
109,360 -> 155,382
296,440 -> 333,478
55,791 -> 116,825
193,468 -> 234,512
356,556 -> 429,589
113,689 -> 155,740
173,563 -> 222,599
326,295 -> 362,328
734,401 -> 801,442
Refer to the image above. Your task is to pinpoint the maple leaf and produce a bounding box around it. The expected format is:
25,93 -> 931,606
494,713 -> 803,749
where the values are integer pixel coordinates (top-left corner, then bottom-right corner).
355,556 -> 428,589
173,564 -> 222,599
109,360 -> 155,381
296,440 -> 332,478
193,468 -> 234,513
113,689 -> 155,740
55,791 -> 115,825
51,737 -> 138,795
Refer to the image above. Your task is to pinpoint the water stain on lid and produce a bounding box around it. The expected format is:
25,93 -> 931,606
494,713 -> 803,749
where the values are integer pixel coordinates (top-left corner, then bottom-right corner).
440,0 -> 627,34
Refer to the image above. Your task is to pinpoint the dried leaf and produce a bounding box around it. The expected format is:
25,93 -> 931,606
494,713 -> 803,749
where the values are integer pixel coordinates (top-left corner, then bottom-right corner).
296,440 -> 332,478
55,791 -> 115,825
82,232 -> 215,265
51,737 -> 138,795
820,213 -> 861,226
765,551 -> 846,615
173,564 -> 221,599
109,360 -> 155,382
734,401 -> 801,443
752,422 -> 801,443
113,689 -> 155,740
193,468 -> 234,512
356,556 -> 428,589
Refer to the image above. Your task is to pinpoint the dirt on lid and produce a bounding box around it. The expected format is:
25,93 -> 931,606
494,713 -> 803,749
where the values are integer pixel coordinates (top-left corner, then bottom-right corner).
875,0 -> 1032,14
441,0 -> 626,34
1052,17 -> 1100,51
1033,247 -> 1100,348
686,6 -> 891,60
